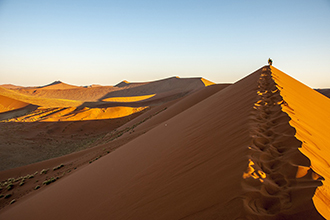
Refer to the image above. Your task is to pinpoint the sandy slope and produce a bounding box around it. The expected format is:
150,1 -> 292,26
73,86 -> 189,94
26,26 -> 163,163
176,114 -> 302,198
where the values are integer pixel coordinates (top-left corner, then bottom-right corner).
0,87 -> 83,108
5,77 -> 211,103
102,77 -> 210,99
0,77 -> 218,172
15,86 -> 118,102
38,81 -> 80,90
271,66 -> 330,219
0,84 -> 23,89
0,68 -> 258,219
0,95 -> 30,113
0,81 -> 229,212
0,66 -> 324,219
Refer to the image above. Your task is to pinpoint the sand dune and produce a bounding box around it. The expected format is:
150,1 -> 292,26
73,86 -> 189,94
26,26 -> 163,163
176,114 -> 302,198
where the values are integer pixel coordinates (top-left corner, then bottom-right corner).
102,94 -> 156,102
0,94 -> 30,113
0,82 -> 228,195
114,80 -> 146,88
0,76 -> 213,123
2,106 -> 148,122
0,68 -> 328,219
0,84 -> 24,90
271,66 -> 330,219
1,77 -> 211,105
0,87 -> 83,108
0,76 -> 217,173
0,66 -> 326,219
37,81 -> 80,90
0,69 -> 258,219
103,76 -> 211,99
10,85 -> 117,102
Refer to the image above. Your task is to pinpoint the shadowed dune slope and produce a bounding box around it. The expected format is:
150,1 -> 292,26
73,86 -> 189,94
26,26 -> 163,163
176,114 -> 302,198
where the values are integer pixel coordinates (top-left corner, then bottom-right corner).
102,77 -> 210,99
271,66 -> 330,219
0,69 -> 259,219
112,84 -> 231,136
315,89 -> 330,99
1,67 -> 324,219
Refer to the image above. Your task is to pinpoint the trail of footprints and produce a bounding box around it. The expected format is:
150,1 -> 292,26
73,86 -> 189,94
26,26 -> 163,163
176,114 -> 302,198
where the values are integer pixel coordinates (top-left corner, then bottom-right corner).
242,67 -> 323,219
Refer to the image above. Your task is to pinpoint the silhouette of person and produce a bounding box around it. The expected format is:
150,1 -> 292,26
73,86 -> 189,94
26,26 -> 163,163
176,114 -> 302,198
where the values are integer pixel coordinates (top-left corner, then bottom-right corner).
268,58 -> 273,66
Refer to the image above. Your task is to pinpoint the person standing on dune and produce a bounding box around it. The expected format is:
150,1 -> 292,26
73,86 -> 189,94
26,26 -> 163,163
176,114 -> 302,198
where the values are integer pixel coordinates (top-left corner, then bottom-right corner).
268,58 -> 273,66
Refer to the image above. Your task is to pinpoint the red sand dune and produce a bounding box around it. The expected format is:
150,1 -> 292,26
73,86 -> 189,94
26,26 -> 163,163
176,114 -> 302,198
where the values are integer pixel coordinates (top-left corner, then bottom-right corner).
0,66 -> 327,219
271,66 -> 330,219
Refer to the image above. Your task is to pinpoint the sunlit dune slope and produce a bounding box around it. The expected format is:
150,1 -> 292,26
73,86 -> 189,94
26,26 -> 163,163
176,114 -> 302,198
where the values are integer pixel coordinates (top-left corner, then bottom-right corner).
1,67 -> 324,219
102,94 -> 156,102
2,106 -> 148,122
0,87 -> 82,108
48,106 -> 148,121
0,94 -> 30,113
13,85 -> 118,102
271,66 -> 330,219
201,77 -> 215,86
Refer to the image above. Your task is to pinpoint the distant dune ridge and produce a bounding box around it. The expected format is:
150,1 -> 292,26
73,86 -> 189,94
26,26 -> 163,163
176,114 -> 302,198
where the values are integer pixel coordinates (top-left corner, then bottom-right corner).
0,69 -> 329,219
0,76 -> 218,171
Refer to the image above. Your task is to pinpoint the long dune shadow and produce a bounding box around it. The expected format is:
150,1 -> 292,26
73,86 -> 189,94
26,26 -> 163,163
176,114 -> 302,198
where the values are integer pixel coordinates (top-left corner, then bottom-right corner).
0,105 -> 38,121
0,109 -> 146,172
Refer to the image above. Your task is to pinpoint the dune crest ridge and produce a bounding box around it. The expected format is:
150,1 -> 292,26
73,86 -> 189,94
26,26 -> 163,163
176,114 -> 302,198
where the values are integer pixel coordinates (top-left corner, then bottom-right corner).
243,66 -> 324,219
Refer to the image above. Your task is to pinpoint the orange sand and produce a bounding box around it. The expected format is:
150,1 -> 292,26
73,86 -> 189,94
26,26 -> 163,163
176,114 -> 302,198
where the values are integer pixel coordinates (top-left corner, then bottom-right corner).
0,87 -> 83,108
102,94 -> 156,102
38,81 -> 79,90
2,106 -> 148,122
271,66 -> 330,219
0,70 -> 258,219
0,68 -> 327,219
0,94 -> 30,113
201,77 -> 215,86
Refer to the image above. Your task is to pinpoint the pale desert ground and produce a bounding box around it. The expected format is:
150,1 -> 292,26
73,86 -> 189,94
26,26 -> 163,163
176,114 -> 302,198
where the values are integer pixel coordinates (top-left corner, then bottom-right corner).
0,66 -> 329,219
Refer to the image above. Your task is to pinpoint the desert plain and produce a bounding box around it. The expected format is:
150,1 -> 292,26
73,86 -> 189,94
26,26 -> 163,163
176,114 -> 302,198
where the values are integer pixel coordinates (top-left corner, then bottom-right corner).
0,65 -> 329,219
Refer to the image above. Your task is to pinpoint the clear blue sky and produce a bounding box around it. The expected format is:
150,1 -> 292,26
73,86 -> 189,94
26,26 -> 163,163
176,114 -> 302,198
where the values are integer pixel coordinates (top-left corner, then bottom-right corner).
0,0 -> 329,88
